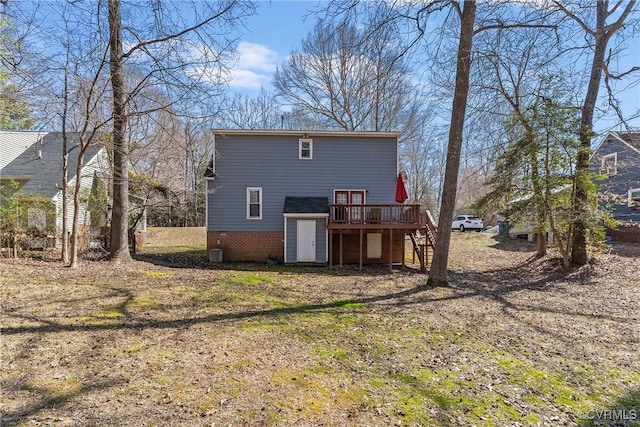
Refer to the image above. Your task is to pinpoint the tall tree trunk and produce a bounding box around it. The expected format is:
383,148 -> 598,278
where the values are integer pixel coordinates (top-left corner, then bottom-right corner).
528,130 -> 547,257
61,134 -> 69,264
61,146 -> 69,264
563,0 -> 636,266
570,3 -> 607,266
108,0 -> 131,262
69,150 -> 84,269
61,68 -> 70,265
427,0 -> 476,287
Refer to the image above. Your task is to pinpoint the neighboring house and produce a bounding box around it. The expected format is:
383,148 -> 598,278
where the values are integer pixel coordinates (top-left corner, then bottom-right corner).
1,131 -> 49,170
205,130 -> 436,270
0,131 -> 110,249
590,130 -> 640,242
505,185 -> 571,243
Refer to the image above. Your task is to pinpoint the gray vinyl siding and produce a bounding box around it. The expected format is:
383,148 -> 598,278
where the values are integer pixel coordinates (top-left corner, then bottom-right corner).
284,217 -> 327,263
590,135 -> 640,224
285,217 -> 296,262
1,132 -> 111,237
55,149 -> 110,233
315,218 -> 327,262
208,134 -> 398,231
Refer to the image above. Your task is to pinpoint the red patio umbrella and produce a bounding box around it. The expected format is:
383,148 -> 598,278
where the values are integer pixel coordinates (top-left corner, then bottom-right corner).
395,173 -> 408,203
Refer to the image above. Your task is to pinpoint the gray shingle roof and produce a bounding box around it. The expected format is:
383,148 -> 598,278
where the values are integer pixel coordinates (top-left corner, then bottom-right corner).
617,131 -> 640,152
0,132 -> 104,198
0,130 -> 49,169
283,197 -> 329,214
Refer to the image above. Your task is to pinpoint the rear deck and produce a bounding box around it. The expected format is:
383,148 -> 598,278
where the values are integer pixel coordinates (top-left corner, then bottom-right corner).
327,204 -> 437,272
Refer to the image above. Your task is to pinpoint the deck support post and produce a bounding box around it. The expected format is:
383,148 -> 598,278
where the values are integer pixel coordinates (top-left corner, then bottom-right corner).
329,229 -> 333,269
339,231 -> 343,267
389,228 -> 393,271
359,228 -> 363,271
402,232 -> 405,268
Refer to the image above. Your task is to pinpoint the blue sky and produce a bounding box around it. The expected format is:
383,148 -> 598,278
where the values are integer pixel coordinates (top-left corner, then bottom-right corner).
227,1 -> 323,92
228,1 -> 638,132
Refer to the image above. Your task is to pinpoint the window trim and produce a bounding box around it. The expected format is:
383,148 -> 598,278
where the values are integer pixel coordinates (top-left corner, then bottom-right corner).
333,189 -> 366,204
299,138 -> 313,160
629,187 -> 640,208
247,187 -> 262,220
333,189 -> 366,222
600,152 -> 618,176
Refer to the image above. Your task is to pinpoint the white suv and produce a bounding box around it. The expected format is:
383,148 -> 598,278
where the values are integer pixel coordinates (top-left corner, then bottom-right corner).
452,215 -> 483,232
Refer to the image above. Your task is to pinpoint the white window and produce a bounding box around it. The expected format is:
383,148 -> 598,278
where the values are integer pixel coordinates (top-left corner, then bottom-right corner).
629,188 -> 640,208
299,138 -> 313,160
247,187 -> 262,219
600,152 -> 617,176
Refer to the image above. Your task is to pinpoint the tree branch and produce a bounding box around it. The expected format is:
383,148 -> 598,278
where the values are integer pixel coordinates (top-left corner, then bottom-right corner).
552,1 -> 595,36
122,1 -> 238,60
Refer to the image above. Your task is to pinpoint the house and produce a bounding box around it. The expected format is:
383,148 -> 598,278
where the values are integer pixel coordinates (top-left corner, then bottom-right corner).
0,130 -> 110,249
590,130 -> 640,243
204,130 -> 436,271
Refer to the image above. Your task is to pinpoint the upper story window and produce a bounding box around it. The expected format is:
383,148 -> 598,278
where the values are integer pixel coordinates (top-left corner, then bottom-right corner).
299,138 -> 313,160
247,187 -> 262,220
629,188 -> 640,208
600,152 -> 617,176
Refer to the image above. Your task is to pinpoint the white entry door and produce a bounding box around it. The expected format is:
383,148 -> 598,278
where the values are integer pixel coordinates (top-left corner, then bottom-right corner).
297,220 -> 316,262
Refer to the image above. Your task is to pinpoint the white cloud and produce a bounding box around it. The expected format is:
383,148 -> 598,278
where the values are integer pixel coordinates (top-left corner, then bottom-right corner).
182,41 -> 278,91
229,69 -> 270,90
230,42 -> 279,91
237,41 -> 278,71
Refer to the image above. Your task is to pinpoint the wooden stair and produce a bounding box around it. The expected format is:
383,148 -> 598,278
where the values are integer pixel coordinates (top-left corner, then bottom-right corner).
410,212 -> 437,273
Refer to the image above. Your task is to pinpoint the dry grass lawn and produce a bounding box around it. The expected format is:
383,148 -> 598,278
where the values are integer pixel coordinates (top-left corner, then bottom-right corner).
1,228 -> 639,426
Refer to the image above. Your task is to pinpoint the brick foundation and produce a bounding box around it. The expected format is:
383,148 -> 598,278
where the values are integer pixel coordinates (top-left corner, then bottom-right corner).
207,231 -> 284,262
330,231 -> 405,264
207,229 -> 408,265
607,225 -> 640,243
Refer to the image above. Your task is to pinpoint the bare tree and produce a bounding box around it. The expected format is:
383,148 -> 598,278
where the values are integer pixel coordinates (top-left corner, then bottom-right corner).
218,89 -> 284,129
273,17 -> 420,132
427,0 -> 477,286
473,19 -> 563,256
104,0 -> 254,262
552,0 -> 637,266
0,13 -> 35,130
7,0 -> 251,264
6,1 -> 112,267
322,1 -> 558,285
400,130 -> 443,215
107,0 -> 130,262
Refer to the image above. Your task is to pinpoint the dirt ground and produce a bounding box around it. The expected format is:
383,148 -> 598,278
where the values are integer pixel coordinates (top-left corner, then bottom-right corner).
1,231 -> 638,426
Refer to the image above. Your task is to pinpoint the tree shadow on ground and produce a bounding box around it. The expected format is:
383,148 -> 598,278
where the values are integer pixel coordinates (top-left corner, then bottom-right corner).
3,252 -> 624,340
577,388 -> 640,427
607,242 -> 640,259
487,234 -> 539,252
1,379 -> 124,427
4,253 -> 636,425
133,249 -> 424,277
1,282 -> 431,337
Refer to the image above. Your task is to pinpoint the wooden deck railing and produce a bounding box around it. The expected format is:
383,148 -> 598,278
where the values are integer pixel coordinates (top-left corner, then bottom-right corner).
328,203 -> 426,229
